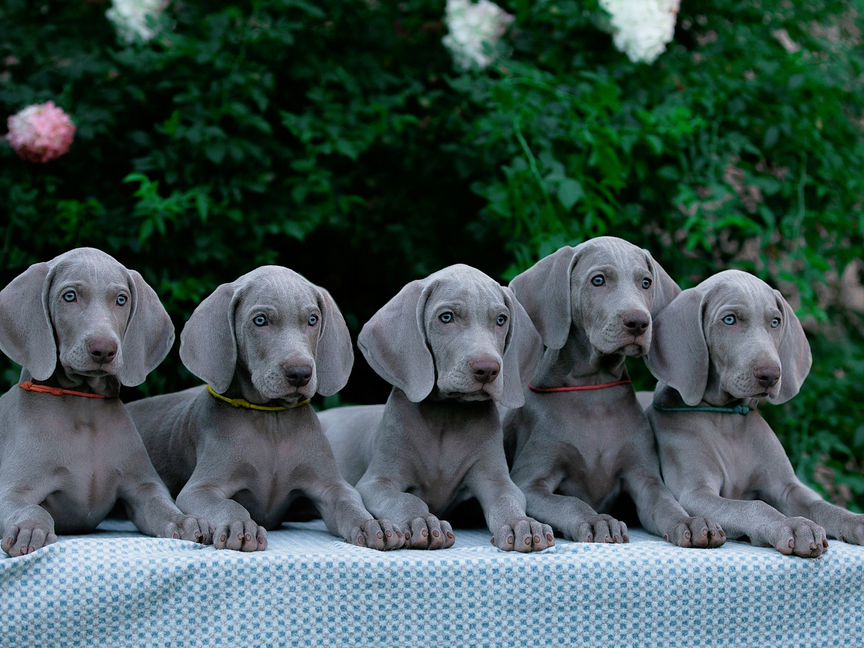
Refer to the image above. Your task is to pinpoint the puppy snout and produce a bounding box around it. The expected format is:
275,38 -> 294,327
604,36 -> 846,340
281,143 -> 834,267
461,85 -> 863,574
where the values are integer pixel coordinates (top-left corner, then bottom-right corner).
754,364 -> 781,388
469,357 -> 500,384
87,337 -> 118,364
282,363 -> 313,387
621,310 -> 650,336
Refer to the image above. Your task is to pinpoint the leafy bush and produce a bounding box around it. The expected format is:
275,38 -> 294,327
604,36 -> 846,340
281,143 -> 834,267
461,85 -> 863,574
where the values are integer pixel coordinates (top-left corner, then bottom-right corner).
1,0 -> 861,509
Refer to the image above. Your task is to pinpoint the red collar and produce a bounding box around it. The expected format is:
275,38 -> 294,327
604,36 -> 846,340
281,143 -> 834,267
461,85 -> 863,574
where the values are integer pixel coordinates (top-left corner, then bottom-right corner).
19,381 -> 110,400
528,379 -> 632,393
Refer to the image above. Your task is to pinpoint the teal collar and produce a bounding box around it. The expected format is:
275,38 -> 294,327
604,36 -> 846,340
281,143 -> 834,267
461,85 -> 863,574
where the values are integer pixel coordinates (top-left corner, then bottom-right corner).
652,402 -> 752,416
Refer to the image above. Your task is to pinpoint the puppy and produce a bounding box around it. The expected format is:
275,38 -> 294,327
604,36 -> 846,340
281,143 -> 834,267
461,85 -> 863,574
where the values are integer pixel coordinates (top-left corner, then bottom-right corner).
128,266 -> 403,551
0,248 -> 209,557
320,264 -> 555,552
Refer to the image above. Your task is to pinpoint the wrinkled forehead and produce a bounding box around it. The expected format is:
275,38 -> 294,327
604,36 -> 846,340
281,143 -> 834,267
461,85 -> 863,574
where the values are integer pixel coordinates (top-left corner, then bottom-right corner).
576,238 -> 649,273
702,271 -> 779,317
425,267 -> 505,313
234,268 -> 318,311
49,250 -> 129,291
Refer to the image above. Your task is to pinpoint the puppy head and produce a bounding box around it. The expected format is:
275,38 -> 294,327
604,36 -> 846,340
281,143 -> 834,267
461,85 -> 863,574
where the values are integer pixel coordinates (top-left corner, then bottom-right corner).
180,266 -> 353,402
646,270 -> 812,405
0,247 -> 174,386
358,264 -> 541,407
510,236 -> 680,357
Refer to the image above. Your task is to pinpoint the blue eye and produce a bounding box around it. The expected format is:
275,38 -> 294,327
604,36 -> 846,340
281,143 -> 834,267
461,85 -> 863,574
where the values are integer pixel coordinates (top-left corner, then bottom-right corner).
591,275 -> 605,287
641,278 -> 652,289
116,294 -> 128,306
496,314 -> 508,326
722,314 -> 737,326
253,314 -> 268,327
439,312 -> 454,324
62,290 -> 77,303
308,314 -> 319,326
770,317 -> 781,329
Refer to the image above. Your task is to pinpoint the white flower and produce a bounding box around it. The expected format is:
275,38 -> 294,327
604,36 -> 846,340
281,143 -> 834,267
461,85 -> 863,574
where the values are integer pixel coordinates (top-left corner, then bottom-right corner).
599,0 -> 681,64
443,0 -> 515,70
106,0 -> 169,44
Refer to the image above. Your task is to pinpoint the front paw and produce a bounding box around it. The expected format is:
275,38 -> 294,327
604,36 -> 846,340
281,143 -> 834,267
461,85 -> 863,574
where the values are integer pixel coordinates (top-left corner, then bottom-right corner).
212,519 -> 267,551
834,515 -> 864,545
162,515 -> 212,545
347,519 -> 405,551
766,517 -> 828,558
493,517 -> 555,552
399,515 -> 455,549
1,521 -> 57,557
567,514 -> 628,543
664,517 -> 726,548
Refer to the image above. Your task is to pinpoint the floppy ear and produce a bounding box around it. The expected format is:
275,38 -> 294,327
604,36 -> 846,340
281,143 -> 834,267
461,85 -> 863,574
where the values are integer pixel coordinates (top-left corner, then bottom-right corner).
358,279 -> 435,402
645,288 -> 709,406
118,270 -> 175,387
509,246 -> 577,350
0,261 -> 56,380
643,249 -> 681,317
314,286 -> 354,396
179,282 -> 237,393
770,289 -> 812,404
499,286 -> 543,408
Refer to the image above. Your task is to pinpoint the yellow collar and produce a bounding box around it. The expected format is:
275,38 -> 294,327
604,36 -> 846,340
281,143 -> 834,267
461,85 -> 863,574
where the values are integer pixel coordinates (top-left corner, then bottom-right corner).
207,385 -> 310,412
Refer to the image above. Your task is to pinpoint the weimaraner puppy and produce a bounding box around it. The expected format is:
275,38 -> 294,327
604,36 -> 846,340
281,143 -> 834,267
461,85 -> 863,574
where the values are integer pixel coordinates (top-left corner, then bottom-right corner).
127,266 -> 403,552
0,247 -> 210,557
505,237 -> 726,548
320,264 -> 555,552
645,269 -> 864,557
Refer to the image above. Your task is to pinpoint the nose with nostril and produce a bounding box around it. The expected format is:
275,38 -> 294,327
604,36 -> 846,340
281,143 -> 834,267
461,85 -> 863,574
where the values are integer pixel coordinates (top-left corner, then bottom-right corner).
88,338 -> 118,364
283,363 -> 313,387
469,357 -> 501,384
754,365 -> 781,388
622,310 -> 650,335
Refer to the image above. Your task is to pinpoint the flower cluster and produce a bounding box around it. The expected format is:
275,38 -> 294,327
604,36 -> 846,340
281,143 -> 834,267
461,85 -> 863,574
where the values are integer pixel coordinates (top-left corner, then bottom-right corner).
599,0 -> 681,64
106,0 -> 169,44
442,0 -> 514,70
6,102 -> 76,163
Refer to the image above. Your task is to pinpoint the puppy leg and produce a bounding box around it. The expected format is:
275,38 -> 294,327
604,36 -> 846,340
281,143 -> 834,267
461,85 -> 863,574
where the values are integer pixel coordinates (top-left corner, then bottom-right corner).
770,478 -> 864,545
0,492 -> 57,557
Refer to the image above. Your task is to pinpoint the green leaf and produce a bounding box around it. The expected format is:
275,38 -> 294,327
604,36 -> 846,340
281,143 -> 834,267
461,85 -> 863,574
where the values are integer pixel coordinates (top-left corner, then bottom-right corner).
557,178 -> 584,211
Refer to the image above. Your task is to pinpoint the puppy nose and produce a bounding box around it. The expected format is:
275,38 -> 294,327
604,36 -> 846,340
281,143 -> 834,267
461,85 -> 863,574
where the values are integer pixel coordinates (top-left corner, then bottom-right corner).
622,310 -> 650,335
754,365 -> 780,388
283,363 -> 313,387
469,357 -> 500,384
87,338 -> 117,364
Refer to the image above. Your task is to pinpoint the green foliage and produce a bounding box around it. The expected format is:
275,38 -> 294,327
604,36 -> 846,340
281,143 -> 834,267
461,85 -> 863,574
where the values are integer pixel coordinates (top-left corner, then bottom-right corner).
1,0 -> 862,507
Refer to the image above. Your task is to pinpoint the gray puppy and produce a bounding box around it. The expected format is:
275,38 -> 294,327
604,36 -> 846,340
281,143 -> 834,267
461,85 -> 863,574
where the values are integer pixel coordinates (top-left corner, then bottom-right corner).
505,237 -> 725,547
320,264 -> 555,552
128,266 -> 403,552
645,269 -> 864,557
0,247 -> 209,557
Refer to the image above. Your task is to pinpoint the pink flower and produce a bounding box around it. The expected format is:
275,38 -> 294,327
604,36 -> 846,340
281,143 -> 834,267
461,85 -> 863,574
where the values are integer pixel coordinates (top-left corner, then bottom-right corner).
6,101 -> 76,163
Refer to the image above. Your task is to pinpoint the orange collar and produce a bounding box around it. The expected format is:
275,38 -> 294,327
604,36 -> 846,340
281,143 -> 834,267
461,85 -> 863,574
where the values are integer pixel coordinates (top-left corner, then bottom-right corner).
528,379 -> 632,393
19,381 -> 110,400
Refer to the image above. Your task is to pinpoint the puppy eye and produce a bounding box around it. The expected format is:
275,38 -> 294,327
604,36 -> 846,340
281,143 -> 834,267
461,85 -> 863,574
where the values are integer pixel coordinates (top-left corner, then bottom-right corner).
308,314 -> 319,326
116,294 -> 128,306
641,278 -> 652,289
496,314 -> 508,326
62,290 -> 77,303
770,317 -> 781,329
591,275 -> 605,287
439,312 -> 454,324
253,314 -> 268,327
722,314 -> 737,326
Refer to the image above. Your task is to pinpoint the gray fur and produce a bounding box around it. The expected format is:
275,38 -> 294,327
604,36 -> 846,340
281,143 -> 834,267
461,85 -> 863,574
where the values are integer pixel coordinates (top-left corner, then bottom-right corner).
128,266 -> 402,551
0,248 -> 207,557
321,264 -> 554,551
505,237 -> 726,547
646,269 -> 863,557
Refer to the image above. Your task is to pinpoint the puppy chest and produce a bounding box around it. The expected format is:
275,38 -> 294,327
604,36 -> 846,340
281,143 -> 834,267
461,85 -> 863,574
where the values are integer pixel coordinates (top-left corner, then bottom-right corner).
557,442 -> 623,510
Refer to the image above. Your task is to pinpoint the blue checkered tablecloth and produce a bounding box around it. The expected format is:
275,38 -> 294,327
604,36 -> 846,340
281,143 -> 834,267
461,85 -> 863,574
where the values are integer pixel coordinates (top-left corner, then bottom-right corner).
1,520 -> 862,648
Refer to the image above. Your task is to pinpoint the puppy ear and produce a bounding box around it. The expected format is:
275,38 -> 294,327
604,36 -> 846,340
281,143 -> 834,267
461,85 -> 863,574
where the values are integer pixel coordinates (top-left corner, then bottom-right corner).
509,246 -> 577,350
358,279 -> 435,402
180,282 -> 237,393
645,288 -> 709,406
0,261 -> 56,380
118,270 -> 175,387
643,249 -> 681,317
314,286 -> 354,397
770,289 -> 812,404
499,286 -> 543,408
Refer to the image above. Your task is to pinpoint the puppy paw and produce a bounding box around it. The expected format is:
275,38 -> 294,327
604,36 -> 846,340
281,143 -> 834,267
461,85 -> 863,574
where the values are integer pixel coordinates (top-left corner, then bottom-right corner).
835,514 -> 864,545
162,515 -> 212,545
664,517 -> 726,548
493,517 -> 554,552
767,517 -> 828,558
399,515 -> 455,549
212,519 -> 267,552
347,519 -> 405,551
569,514 -> 628,543
1,521 -> 57,557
